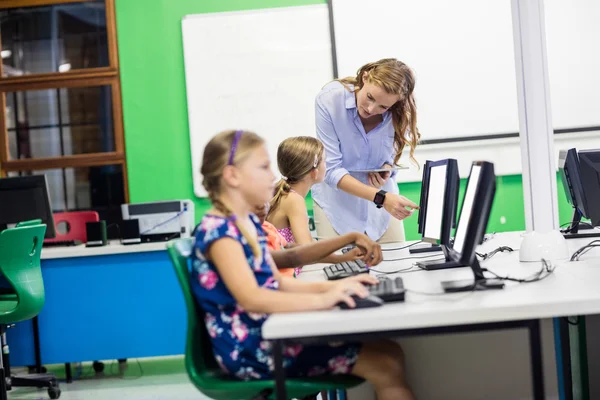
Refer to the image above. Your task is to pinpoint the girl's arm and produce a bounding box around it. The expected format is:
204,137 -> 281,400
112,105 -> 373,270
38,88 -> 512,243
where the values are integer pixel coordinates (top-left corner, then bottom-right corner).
270,232 -> 383,269
208,237 -> 326,313
209,238 -> 373,312
284,194 -> 314,245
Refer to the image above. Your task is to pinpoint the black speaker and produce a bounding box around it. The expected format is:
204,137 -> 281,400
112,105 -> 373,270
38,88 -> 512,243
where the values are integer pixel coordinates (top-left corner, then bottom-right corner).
120,219 -> 141,245
86,221 -> 107,247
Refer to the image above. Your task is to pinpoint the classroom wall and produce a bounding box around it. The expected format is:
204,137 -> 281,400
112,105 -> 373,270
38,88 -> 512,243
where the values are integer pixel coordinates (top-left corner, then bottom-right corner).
115,0 -> 574,242
112,2 -> 587,399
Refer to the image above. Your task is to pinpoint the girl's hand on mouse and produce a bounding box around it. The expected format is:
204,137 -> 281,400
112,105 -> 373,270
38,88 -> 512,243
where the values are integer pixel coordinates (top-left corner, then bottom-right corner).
320,279 -> 370,309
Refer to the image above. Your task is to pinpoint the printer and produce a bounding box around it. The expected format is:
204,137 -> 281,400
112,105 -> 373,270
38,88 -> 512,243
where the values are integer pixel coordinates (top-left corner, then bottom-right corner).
121,200 -> 195,243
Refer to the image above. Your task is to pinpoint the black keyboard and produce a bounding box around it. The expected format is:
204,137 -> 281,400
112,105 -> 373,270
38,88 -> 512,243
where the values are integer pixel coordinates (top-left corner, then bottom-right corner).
43,240 -> 82,248
369,277 -> 406,303
324,260 -> 369,280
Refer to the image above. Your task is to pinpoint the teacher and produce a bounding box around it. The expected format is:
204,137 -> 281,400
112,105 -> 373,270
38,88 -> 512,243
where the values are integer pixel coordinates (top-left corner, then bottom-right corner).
311,58 -> 420,243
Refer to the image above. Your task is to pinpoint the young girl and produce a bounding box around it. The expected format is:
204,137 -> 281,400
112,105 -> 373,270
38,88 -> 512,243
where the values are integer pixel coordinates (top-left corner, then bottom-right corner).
266,136 -> 363,276
192,130 -> 414,400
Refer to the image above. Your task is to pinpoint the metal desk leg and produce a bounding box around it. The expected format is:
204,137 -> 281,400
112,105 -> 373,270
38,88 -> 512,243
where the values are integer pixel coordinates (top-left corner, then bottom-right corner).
32,316 -> 42,373
273,340 -> 287,400
529,319 -> 545,400
65,363 -> 72,383
553,317 -> 573,400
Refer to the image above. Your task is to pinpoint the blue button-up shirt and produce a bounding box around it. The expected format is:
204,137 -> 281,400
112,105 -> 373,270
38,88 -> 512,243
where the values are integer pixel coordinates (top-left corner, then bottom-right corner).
311,81 -> 399,240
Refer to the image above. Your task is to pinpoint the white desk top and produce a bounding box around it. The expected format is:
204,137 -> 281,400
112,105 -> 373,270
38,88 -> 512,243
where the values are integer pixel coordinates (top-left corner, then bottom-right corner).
40,241 -> 168,260
263,231 -> 600,340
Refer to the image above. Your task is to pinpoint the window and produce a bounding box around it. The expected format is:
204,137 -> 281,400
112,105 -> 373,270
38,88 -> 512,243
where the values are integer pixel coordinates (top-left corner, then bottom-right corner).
0,0 -> 127,226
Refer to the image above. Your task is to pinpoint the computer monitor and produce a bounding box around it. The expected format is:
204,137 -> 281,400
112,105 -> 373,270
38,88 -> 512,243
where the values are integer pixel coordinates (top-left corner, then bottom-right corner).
0,175 -> 56,239
414,159 -> 461,269
417,160 -> 432,235
558,148 -> 599,239
410,160 -> 443,254
439,161 -> 505,293
578,150 -> 600,229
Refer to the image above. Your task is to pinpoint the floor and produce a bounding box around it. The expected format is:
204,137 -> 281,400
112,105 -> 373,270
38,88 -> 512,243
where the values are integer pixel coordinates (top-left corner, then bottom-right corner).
7,356 -> 211,400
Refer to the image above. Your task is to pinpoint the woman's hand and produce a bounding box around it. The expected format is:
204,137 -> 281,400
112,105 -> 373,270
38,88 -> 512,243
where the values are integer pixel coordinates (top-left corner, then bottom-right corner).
367,164 -> 393,188
383,193 -> 419,221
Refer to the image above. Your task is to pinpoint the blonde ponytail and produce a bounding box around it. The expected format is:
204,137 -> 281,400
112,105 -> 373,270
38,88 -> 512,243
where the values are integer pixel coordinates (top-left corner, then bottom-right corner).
267,178 -> 291,220
208,191 -> 262,260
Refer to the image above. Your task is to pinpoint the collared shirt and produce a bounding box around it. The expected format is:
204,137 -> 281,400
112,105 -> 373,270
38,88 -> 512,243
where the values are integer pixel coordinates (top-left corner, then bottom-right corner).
311,81 -> 399,240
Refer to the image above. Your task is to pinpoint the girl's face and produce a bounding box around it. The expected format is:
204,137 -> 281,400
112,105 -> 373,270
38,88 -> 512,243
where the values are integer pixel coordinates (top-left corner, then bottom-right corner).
356,76 -> 401,120
237,144 -> 276,207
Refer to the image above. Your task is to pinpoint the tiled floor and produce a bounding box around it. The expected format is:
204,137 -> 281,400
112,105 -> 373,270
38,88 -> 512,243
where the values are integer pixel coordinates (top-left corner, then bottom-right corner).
8,356 -> 211,400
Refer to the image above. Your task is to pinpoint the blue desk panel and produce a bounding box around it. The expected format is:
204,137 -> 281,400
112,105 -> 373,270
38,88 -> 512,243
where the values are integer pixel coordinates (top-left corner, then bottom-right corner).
8,250 -> 188,365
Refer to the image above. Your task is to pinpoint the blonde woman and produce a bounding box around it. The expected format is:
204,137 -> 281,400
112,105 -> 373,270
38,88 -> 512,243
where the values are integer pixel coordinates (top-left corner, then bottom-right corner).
312,58 -> 420,243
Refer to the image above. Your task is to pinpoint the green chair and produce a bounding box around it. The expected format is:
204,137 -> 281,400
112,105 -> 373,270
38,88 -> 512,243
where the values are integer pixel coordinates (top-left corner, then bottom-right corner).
0,224 -> 61,400
167,239 -> 363,400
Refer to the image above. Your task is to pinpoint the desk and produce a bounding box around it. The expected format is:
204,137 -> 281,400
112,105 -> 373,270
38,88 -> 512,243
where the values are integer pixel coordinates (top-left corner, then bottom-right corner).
7,241 -> 187,371
264,233 -> 600,400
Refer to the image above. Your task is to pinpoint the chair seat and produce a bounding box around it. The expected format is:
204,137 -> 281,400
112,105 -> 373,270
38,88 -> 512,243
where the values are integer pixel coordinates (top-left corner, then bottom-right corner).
192,366 -> 363,400
0,297 -> 18,320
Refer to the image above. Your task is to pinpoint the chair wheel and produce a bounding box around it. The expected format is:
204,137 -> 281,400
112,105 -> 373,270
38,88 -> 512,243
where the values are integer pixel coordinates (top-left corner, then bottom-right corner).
48,387 -> 61,399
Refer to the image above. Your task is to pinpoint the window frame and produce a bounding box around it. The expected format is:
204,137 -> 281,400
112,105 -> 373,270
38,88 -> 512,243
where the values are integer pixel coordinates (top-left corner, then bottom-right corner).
0,0 -> 128,202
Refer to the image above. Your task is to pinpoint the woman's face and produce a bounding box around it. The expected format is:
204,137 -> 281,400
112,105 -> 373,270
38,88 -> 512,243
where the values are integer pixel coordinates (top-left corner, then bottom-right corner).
356,77 -> 401,120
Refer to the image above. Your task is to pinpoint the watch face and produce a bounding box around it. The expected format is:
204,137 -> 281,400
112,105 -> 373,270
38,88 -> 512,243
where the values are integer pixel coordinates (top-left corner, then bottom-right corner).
375,192 -> 385,205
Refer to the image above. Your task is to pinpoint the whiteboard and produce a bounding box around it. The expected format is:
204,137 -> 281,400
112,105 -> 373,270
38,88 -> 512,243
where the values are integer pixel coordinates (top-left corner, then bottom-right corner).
331,0 -> 600,141
182,5 -> 333,197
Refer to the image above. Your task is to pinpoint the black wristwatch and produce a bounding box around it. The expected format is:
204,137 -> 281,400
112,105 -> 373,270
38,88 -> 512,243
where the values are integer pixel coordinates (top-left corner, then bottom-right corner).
374,190 -> 387,209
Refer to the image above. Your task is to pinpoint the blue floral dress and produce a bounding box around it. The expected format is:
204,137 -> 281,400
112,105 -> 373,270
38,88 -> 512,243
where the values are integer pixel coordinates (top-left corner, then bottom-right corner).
190,214 -> 362,380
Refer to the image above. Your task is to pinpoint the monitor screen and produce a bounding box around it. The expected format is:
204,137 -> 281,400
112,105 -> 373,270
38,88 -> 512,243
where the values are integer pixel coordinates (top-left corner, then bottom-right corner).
0,175 -> 56,239
423,163 -> 448,243
578,150 -> 600,226
453,164 -> 481,255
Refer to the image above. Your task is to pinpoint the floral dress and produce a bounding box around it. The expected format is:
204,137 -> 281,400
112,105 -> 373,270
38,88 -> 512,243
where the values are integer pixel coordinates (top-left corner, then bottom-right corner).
190,213 -> 362,380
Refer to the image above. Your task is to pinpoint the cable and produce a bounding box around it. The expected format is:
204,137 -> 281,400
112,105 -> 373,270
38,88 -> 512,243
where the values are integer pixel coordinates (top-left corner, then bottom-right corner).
570,240 -> 600,261
560,220 -> 595,233
475,246 -> 515,261
382,240 -> 424,251
383,253 -> 445,263
482,258 -> 556,283
370,265 -> 420,275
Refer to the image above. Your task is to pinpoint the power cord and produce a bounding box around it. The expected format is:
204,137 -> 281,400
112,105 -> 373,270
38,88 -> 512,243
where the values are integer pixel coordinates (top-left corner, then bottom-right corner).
482,258 -> 556,283
382,240 -> 424,251
383,253 -> 445,263
560,220 -> 594,233
475,246 -> 515,261
570,240 -> 600,261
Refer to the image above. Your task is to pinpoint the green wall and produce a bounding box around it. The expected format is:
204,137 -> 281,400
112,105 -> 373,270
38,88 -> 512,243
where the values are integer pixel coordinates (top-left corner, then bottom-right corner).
114,0 -> 574,241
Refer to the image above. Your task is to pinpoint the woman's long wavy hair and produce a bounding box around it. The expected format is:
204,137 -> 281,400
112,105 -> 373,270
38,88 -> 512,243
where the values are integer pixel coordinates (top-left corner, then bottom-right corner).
338,58 -> 420,165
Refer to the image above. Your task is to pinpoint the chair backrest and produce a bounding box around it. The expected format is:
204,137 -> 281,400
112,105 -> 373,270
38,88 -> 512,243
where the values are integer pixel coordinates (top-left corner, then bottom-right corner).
0,224 -> 47,322
44,211 -> 99,243
167,239 -> 219,383
16,219 -> 43,227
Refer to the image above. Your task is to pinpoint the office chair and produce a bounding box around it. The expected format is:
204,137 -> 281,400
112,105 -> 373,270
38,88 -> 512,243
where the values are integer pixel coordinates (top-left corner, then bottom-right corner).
167,238 -> 362,399
0,224 -> 61,399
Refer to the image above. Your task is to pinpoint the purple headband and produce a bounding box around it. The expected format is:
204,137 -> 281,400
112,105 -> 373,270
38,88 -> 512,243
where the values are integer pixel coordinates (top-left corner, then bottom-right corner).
228,130 -> 243,165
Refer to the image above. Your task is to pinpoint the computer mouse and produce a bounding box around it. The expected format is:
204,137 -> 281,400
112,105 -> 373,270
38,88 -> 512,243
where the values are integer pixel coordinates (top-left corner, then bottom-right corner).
338,294 -> 384,310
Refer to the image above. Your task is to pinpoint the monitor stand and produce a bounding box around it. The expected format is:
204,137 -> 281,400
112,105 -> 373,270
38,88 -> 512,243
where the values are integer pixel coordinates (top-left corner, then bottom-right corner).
562,209 -> 600,240
409,243 -> 442,254
441,258 -> 505,293
415,245 -> 464,271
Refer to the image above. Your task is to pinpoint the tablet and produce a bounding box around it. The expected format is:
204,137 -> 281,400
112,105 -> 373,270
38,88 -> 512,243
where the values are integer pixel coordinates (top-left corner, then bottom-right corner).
348,166 -> 408,173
